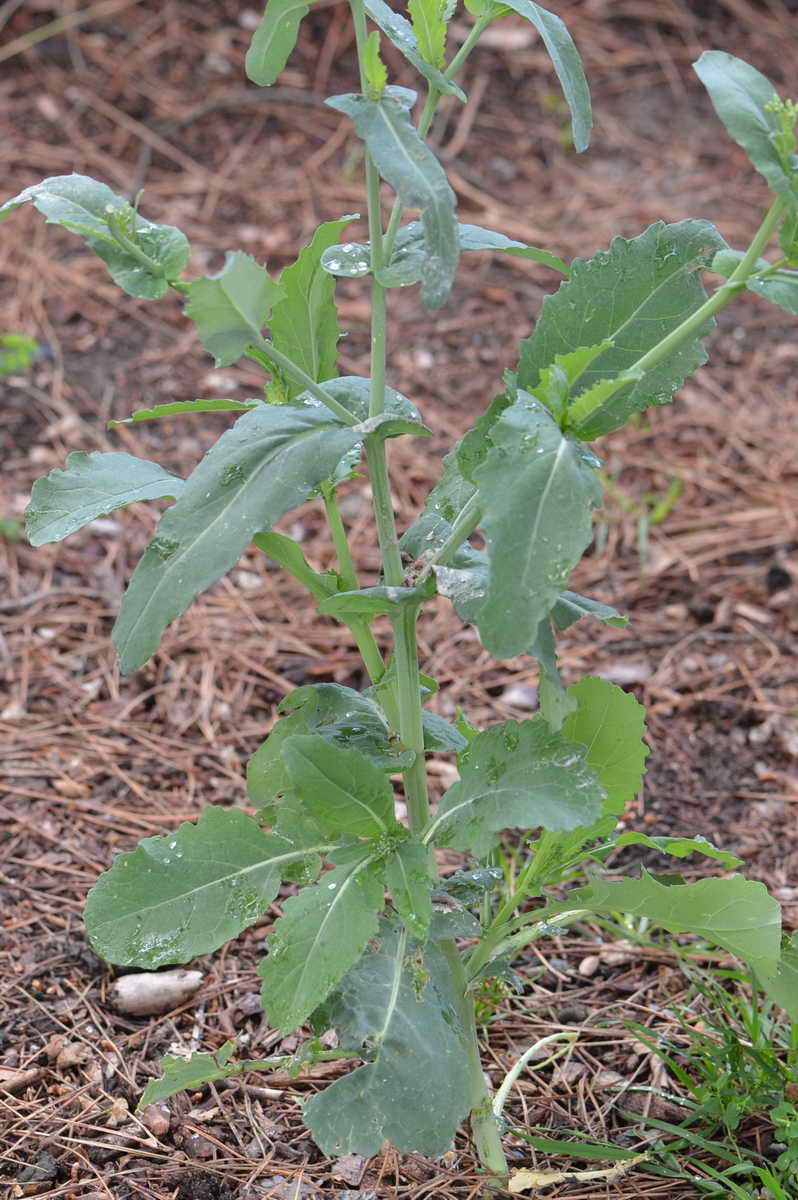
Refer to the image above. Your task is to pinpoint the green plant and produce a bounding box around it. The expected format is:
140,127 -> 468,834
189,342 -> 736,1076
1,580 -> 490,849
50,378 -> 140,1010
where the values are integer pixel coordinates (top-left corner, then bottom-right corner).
0,331 -> 37,376
5,3 -> 798,1186
631,960 -> 798,1197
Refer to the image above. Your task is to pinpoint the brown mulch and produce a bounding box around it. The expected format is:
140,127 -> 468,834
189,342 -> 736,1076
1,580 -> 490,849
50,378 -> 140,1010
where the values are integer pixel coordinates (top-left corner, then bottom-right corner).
1,1 -> 797,1196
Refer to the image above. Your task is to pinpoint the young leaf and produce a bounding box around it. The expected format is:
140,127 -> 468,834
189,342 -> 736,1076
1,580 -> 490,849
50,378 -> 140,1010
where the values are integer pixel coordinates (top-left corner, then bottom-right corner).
245,0 -> 312,86
362,0 -> 465,101
711,247 -> 798,315
85,807 -> 323,968
459,223 -> 570,274
185,251 -> 281,367
518,220 -> 728,439
319,583 -> 428,619
108,399 -> 260,426
569,871 -> 782,980
363,30 -> 388,94
304,923 -> 471,1155
408,0 -> 447,69
760,934 -> 798,1021
253,530 -> 339,602
528,617 -> 575,731
473,393 -> 601,660
487,1 -> 592,152
0,332 -> 37,375
137,1042 -> 237,1111
26,451 -> 184,546
258,849 -> 385,1031
0,173 -> 190,298
612,832 -> 742,871
281,734 -> 399,838
326,89 -> 459,307
385,841 -> 432,938
693,52 -> 798,204
560,677 -> 647,815
425,717 -> 605,858
247,683 -> 414,805
420,710 -> 468,754
270,216 -> 354,397
552,591 -> 628,631
112,405 -> 362,673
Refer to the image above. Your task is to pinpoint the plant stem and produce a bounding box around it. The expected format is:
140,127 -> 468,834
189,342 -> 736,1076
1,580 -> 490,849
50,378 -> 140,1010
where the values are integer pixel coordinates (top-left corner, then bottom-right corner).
629,198 -> 786,378
246,343 -> 358,426
440,941 -> 508,1186
393,604 -> 429,832
322,483 -> 359,591
383,13 -> 493,259
426,492 -> 484,567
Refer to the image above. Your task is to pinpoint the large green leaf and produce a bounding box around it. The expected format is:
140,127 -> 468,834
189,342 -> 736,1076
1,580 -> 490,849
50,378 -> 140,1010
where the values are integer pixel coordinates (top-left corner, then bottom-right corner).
612,832 -> 742,871
112,405 -> 361,673
570,871 -> 782,980
472,393 -> 601,659
282,734 -> 400,838
362,0 -> 465,100
425,716 -> 605,858
26,452 -> 184,546
693,52 -> 798,204
326,89 -> 459,308
85,807 -> 323,968
304,923 -> 471,1155
270,217 -> 354,398
517,220 -> 728,439
245,0 -> 313,86
761,934 -> 798,1021
247,683 -> 414,805
560,677 -> 647,815
385,842 -> 432,938
491,0 -> 591,152
185,251 -> 281,366
258,848 -> 385,1031
0,173 -> 190,298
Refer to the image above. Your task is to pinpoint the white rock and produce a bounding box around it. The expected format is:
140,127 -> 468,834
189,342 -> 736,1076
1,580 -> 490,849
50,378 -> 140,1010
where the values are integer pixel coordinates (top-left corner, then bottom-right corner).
111,969 -> 203,1016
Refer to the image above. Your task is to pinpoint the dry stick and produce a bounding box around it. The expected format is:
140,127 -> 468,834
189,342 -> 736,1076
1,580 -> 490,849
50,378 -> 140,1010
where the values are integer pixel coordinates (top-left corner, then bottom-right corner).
0,0 -> 143,67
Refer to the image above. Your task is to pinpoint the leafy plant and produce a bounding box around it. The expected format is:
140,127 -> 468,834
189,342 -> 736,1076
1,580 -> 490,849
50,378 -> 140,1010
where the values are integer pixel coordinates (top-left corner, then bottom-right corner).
5,4 -> 798,1185
0,331 -> 37,376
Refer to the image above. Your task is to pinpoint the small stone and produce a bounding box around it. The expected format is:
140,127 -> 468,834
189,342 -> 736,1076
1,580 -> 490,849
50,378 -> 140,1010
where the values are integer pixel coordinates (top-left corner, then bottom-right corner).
331,1154 -> 367,1185
500,682 -> 538,709
600,661 -> 651,685
55,1042 -> 91,1069
594,1068 -> 624,1089
578,954 -> 600,977
111,969 -> 203,1016
140,1104 -> 171,1137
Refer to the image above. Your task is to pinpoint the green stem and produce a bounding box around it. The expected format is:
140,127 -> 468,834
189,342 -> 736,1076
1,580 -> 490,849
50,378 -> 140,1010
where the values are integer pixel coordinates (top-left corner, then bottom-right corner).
322,483 -> 359,591
440,941 -> 508,1186
426,492 -> 483,567
246,343 -> 357,426
383,13 -> 493,260
630,198 -> 786,378
393,604 -> 429,833
106,214 -> 167,281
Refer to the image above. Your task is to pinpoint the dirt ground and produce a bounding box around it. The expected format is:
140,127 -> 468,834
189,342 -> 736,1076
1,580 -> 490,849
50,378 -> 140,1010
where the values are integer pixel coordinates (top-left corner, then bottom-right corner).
1,1 -> 798,1196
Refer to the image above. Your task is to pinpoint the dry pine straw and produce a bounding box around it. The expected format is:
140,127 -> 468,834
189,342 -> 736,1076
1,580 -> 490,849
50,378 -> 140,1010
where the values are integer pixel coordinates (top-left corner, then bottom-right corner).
1,1 -> 798,1196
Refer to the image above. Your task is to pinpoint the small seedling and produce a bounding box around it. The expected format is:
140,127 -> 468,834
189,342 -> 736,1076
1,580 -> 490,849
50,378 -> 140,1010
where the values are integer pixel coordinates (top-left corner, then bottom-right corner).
5,2 -> 798,1185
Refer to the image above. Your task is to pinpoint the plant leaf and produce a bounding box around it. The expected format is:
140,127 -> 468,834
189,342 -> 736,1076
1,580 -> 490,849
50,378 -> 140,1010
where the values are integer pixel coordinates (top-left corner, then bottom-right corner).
112,404 -> 361,673
552,591 -> 628,631
0,173 -> 190,298
326,89 -> 459,307
518,220 -> 728,439
458,223 -> 570,274
612,832 -> 742,870
473,393 -> 601,659
26,451 -> 184,546
85,807 -> 322,967
711,247 -> 798,315
425,716 -> 605,858
385,841 -> 432,938
408,0 -> 446,68
137,1042 -> 238,1111
247,683 -> 414,805
362,0 -> 465,100
270,216 -> 354,397
245,0 -> 312,86
760,934 -> 798,1021
253,530 -> 339,602
570,871 -> 782,980
528,617 -> 575,731
186,251 -> 281,366
489,1 -> 591,151
363,30 -> 388,93
258,848 -> 385,1031
560,677 -> 647,815
282,734 -> 399,838
319,583 -> 429,619
420,710 -> 468,753
304,922 -> 471,1155
109,399 -> 260,426
693,52 -> 798,203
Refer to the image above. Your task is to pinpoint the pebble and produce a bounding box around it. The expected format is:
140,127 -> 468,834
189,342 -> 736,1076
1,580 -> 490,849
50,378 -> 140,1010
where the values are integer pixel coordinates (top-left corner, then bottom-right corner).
111,969 -> 203,1016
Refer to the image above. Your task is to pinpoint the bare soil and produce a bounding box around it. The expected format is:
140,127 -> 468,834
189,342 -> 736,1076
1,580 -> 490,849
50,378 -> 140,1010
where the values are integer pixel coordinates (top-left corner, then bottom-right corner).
1,2 -> 797,1197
